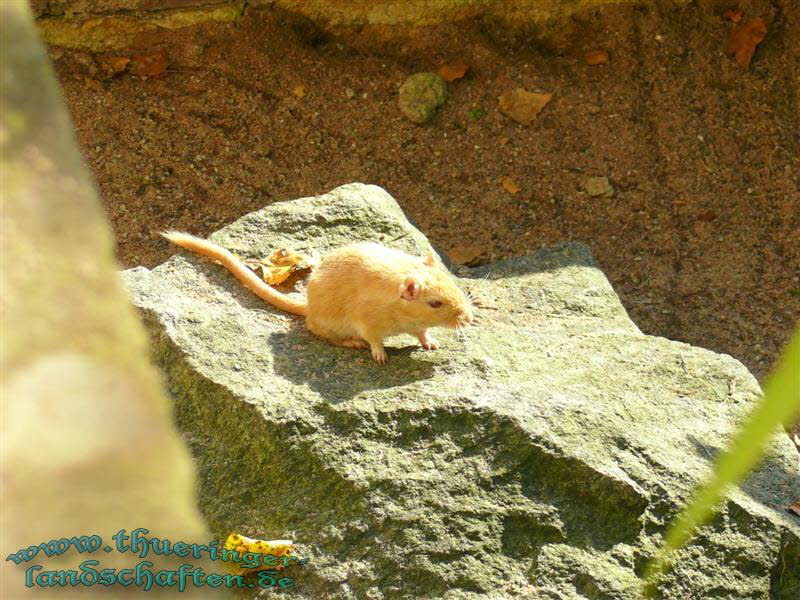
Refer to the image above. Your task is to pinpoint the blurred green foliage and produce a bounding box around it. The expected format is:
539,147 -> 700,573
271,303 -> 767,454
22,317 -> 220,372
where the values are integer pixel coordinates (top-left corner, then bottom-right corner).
644,326 -> 800,593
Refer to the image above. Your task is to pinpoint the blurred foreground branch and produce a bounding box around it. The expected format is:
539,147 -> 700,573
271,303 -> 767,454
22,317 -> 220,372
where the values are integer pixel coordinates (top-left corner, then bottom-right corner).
1,3 -> 218,597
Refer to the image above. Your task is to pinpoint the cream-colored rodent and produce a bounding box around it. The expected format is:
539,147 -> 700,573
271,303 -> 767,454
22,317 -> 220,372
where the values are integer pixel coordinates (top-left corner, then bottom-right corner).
162,232 -> 474,363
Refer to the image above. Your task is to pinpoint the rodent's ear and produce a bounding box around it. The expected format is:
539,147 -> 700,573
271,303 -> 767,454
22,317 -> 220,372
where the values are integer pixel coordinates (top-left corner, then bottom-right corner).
400,276 -> 422,301
423,250 -> 437,267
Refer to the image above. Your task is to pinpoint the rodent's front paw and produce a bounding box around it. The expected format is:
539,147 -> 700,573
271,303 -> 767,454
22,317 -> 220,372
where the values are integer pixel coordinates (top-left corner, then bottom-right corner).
420,336 -> 439,350
416,331 -> 439,350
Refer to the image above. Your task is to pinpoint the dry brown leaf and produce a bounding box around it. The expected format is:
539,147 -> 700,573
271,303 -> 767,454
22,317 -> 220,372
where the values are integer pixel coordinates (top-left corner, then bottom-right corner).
585,50 -> 609,65
131,51 -> 168,77
293,85 -> 306,98
500,176 -> 520,195
448,245 -> 486,267
244,249 -> 312,286
98,55 -> 130,76
788,501 -> 800,517
83,77 -> 102,91
727,17 -> 767,69
723,8 -> 744,23
268,248 -> 307,267
498,88 -> 552,125
249,262 -> 296,286
265,265 -> 296,285
438,63 -> 470,82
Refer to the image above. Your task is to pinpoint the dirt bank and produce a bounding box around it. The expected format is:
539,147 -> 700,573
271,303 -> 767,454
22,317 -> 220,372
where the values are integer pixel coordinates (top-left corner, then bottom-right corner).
51,2 -> 799,382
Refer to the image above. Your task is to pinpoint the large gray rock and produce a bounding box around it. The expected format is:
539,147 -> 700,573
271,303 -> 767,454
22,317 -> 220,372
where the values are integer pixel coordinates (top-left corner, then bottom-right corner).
122,183 -> 799,599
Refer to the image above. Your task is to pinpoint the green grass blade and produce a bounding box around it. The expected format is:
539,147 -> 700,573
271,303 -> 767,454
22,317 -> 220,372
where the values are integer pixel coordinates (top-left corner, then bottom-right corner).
644,326 -> 800,592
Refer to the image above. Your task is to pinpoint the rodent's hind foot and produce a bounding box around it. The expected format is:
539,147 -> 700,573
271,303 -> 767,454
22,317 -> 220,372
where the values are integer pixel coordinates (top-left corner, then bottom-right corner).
370,345 -> 388,364
353,324 -> 388,364
331,338 -> 369,350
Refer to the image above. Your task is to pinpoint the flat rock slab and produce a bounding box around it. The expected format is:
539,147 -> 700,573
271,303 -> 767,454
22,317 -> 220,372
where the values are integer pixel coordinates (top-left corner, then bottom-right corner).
123,183 -> 799,599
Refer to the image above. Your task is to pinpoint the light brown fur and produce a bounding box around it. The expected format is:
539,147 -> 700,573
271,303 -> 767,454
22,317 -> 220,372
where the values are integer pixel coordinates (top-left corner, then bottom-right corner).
162,233 -> 473,363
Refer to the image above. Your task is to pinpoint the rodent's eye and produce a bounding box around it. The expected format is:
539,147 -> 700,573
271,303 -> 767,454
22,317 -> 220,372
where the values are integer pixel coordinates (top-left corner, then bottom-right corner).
428,300 -> 443,309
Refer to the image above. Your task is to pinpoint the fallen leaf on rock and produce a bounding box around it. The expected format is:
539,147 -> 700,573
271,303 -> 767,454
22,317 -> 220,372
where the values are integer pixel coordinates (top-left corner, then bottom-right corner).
224,533 -> 294,575
261,264 -> 295,284
438,62 -> 470,82
498,88 -> 552,125
243,249 -> 312,286
98,55 -> 130,76
131,51 -> 168,77
268,248 -> 307,267
723,8 -> 744,23
448,245 -> 487,266
788,501 -> 800,517
500,176 -> 520,195
293,85 -> 306,98
727,17 -> 767,68
585,50 -> 609,65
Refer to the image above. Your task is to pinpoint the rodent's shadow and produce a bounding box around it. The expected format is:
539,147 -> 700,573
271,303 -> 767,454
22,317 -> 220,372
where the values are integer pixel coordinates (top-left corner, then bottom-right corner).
268,327 -> 437,403
184,242 -> 595,403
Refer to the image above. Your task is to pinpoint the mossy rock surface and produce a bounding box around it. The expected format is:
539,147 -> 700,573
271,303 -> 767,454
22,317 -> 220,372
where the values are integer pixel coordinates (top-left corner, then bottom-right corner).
34,2 -> 244,51
123,183 -> 800,599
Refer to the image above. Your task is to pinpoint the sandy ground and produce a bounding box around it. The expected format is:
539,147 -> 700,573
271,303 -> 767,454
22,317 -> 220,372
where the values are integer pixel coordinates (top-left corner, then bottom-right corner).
52,3 -> 798,388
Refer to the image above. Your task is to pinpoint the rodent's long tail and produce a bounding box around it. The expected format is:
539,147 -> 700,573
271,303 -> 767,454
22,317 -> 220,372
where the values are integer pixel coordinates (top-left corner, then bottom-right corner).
161,231 -> 308,317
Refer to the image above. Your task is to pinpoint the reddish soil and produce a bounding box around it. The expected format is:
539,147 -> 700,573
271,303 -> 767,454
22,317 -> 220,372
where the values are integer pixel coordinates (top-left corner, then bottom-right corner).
52,2 -> 798,387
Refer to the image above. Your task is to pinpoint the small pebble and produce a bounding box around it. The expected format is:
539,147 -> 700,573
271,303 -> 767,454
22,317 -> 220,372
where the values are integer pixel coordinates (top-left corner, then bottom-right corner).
398,72 -> 448,124
584,176 -> 615,197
